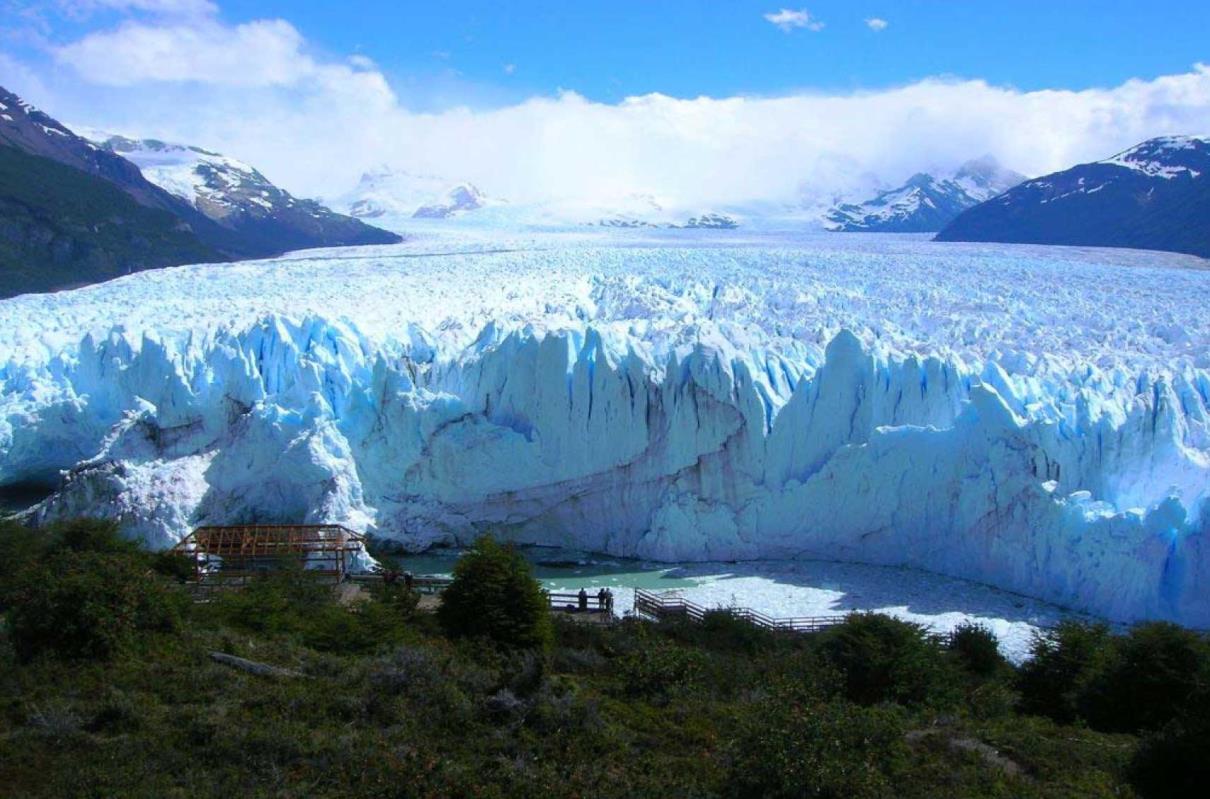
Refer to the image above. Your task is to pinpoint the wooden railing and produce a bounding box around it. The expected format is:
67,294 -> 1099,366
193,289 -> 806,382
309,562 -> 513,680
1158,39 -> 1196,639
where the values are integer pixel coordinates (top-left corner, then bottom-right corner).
350,573 -> 615,614
348,573 -> 452,594
547,591 -> 613,614
634,588 -> 849,634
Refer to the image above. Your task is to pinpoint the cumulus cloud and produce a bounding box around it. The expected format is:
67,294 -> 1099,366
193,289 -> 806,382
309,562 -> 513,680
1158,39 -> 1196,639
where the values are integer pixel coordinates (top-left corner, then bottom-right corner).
56,16 -> 326,87
866,18 -> 889,32
763,9 -> 825,33
30,6 -> 1210,211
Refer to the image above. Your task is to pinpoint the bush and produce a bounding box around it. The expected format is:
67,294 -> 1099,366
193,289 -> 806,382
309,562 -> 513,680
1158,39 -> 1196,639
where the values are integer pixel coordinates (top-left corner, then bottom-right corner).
820,613 -> 953,706
949,622 -> 1006,677
726,697 -> 907,798
1,518 -> 143,610
6,548 -> 184,661
211,566 -> 413,653
437,535 -> 553,651
614,639 -> 707,703
212,565 -> 334,636
1128,715 -> 1210,798
1082,621 -> 1209,733
1017,620 -> 1113,723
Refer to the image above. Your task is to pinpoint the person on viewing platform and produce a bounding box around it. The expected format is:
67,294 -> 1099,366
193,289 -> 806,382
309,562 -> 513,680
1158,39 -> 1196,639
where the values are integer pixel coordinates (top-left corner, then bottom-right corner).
578,588 -> 588,611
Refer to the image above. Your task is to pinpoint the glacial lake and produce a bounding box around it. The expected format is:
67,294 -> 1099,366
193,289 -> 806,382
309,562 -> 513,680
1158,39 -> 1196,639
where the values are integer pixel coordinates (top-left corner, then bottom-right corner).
396,545 -> 1094,663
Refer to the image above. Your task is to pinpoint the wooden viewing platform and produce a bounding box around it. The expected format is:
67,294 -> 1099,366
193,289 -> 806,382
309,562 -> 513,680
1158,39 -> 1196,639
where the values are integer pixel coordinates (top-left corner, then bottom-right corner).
173,524 -> 367,586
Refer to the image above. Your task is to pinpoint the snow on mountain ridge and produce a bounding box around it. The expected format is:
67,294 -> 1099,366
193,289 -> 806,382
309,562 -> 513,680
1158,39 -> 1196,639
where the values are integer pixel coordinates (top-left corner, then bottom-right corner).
2,234 -> 1208,626
825,158 -> 1026,232
1098,135 -> 1210,179
81,131 -> 300,220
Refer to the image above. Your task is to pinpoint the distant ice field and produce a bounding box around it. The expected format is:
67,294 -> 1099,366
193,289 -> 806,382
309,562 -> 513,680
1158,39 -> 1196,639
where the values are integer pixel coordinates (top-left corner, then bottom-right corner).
3,230 -> 1207,373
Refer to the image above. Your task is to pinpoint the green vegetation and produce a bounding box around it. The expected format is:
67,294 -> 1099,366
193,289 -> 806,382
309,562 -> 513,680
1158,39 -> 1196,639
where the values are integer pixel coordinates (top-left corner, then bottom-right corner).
437,534 -> 554,651
0,518 -> 1207,798
0,145 -> 221,297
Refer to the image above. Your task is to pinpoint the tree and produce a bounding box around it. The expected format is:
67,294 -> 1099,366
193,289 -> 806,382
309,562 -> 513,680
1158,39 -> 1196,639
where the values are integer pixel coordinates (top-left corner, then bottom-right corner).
949,621 -> 1006,677
819,613 -> 953,706
437,535 -> 553,651
1017,620 -> 1113,724
1082,622 -> 1210,733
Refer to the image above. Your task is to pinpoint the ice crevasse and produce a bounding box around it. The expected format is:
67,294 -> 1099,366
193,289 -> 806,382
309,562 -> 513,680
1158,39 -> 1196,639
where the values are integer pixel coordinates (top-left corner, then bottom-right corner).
2,308 -> 1207,627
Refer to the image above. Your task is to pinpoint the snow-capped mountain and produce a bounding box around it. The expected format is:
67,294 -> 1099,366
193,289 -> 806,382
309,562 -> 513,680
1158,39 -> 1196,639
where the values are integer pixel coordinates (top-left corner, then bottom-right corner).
339,166 -> 494,220
0,85 -> 249,296
825,158 -> 1026,232
937,136 -> 1210,258
413,184 -> 486,218
87,133 -> 400,252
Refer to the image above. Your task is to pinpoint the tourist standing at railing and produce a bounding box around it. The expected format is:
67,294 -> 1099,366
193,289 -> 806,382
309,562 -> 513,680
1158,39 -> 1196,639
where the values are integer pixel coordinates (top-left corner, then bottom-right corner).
605,589 -> 614,615
596,588 -> 608,613
578,587 -> 588,612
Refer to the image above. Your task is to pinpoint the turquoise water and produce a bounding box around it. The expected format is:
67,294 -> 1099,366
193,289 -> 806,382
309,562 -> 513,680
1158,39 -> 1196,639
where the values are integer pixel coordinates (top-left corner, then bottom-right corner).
396,545 -> 704,594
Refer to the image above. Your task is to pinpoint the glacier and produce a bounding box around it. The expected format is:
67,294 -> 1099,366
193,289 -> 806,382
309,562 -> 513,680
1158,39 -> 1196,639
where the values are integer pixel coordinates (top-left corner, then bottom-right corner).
1,230 -> 1208,626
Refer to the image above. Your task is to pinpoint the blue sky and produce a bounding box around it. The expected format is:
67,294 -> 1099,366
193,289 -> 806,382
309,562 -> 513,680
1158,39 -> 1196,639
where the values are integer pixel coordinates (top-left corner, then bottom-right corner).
3,1 -> 1209,202
9,1 -> 1210,107
179,1 -> 1210,102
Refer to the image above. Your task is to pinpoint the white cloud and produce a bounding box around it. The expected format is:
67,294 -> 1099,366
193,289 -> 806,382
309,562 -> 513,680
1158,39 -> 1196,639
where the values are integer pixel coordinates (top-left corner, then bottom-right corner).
503,63 -> 516,75
763,8 -> 825,33
55,17 -> 319,87
32,7 -> 1210,212
866,18 -> 889,32
62,0 -> 217,18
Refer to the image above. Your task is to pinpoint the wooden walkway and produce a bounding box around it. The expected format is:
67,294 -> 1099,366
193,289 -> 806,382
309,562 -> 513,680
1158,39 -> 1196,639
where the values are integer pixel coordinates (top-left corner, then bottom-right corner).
633,588 -> 850,633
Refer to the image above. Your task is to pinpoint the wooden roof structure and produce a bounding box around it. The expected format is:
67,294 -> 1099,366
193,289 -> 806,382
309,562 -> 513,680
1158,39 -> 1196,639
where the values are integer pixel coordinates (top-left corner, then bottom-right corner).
171,524 -> 366,583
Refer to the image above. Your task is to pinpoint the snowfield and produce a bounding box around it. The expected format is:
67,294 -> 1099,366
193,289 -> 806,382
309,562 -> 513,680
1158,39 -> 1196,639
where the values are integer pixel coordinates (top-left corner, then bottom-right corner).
1,229 -> 1208,626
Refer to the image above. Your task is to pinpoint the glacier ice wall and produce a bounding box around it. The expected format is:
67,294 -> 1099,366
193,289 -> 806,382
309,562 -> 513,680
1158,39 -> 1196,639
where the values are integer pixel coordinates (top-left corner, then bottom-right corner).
1,237 -> 1208,625
0,312 -> 1205,625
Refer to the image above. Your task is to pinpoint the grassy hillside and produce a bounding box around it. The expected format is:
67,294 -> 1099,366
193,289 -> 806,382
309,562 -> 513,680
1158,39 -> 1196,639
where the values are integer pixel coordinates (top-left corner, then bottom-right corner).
1,519 -> 1206,798
0,146 -> 222,298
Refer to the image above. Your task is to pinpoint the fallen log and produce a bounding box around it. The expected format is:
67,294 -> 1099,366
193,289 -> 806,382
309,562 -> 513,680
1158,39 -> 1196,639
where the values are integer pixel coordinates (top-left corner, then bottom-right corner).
209,651 -> 304,679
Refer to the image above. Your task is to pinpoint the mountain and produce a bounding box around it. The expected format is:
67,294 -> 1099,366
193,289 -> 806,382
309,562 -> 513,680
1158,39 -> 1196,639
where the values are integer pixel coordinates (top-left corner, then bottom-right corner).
826,158 -> 1025,232
339,167 -> 493,220
413,184 -> 486,219
87,133 -> 401,253
0,86 -> 400,297
0,136 -> 222,296
0,87 -> 231,296
936,137 -> 1210,258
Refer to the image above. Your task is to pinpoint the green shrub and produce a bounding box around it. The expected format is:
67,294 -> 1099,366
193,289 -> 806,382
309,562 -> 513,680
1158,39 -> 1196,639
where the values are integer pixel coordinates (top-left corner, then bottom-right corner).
5,549 -> 184,661
820,613 -> 953,706
437,535 -> 553,651
698,608 -> 780,654
614,639 -> 707,702
949,622 -> 1006,677
211,566 -> 413,653
47,517 -> 143,556
726,697 -> 907,798
1082,621 -> 1209,733
1017,620 -> 1113,723
1,518 -> 143,610
211,565 -> 334,636
1128,714 -> 1210,798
